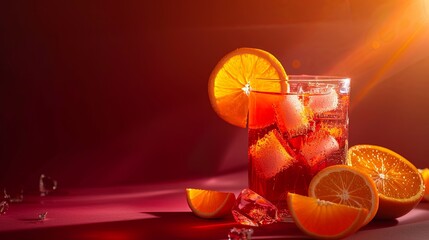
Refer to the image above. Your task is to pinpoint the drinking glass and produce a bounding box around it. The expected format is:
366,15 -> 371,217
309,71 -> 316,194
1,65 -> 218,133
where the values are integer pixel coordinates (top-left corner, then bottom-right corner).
247,75 -> 350,219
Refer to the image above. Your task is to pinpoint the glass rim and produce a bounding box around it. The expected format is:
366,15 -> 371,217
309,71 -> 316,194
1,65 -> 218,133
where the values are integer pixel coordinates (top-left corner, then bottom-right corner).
251,75 -> 350,94
256,75 -> 350,82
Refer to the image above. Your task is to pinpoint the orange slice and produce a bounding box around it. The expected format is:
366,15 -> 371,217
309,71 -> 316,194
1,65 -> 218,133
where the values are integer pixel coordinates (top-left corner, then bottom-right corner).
419,168 -> 429,201
308,165 -> 379,225
287,193 -> 368,239
185,188 -> 236,218
347,145 -> 425,219
208,48 -> 288,128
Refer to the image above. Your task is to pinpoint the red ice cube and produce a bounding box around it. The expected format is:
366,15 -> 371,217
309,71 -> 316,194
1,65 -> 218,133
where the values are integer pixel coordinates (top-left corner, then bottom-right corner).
308,89 -> 339,114
300,130 -> 339,167
249,130 -> 296,179
275,95 -> 310,136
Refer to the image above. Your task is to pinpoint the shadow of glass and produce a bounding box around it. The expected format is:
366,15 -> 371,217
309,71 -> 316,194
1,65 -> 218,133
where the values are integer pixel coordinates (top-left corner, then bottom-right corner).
1,211 -> 311,240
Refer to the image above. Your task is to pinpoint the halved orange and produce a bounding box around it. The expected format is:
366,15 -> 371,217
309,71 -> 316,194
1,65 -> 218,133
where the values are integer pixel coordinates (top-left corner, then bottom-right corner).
208,48 -> 288,128
308,165 -> 379,225
419,168 -> 429,201
347,145 -> 425,219
287,193 -> 368,239
185,188 -> 236,218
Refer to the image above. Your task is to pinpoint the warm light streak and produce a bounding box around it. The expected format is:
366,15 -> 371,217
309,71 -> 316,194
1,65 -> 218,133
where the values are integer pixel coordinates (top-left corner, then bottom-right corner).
355,23 -> 425,105
425,0 -> 429,17
328,1 -> 429,109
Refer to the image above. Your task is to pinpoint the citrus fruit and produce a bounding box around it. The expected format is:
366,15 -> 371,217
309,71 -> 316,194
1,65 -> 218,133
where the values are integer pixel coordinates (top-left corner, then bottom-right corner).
419,168 -> 429,201
347,145 -> 425,219
287,192 -> 368,239
208,48 -> 288,128
308,165 -> 379,225
185,188 -> 236,218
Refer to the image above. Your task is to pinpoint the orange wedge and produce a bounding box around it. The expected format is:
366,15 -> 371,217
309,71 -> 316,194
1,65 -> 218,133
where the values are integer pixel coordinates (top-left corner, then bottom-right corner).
308,165 -> 379,225
185,188 -> 236,218
419,168 -> 429,201
347,145 -> 425,219
208,48 -> 288,128
287,193 -> 368,239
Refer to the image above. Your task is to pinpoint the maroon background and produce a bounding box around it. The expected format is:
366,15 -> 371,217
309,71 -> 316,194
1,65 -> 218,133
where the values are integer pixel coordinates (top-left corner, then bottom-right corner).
1,0 -> 429,190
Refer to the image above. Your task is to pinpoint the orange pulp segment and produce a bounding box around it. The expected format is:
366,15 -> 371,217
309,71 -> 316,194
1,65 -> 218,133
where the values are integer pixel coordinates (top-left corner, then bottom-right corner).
208,48 -> 288,128
287,193 -> 368,239
347,145 -> 424,219
420,168 -> 429,201
185,188 -> 236,218
308,165 -> 379,225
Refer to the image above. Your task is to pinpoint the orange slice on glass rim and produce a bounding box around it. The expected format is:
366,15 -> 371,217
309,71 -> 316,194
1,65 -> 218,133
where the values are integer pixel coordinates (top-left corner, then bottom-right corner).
347,145 -> 424,219
185,188 -> 236,218
287,193 -> 368,239
308,165 -> 379,225
208,48 -> 288,128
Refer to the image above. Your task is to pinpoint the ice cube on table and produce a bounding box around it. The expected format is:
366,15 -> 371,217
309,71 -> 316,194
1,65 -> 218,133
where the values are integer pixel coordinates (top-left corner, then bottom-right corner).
39,174 -> 58,196
308,88 -> 339,114
300,130 -> 339,167
275,95 -> 310,136
3,188 -> 24,203
232,188 -> 279,226
0,201 -> 9,214
38,212 -> 48,221
228,227 -> 254,240
249,130 -> 295,179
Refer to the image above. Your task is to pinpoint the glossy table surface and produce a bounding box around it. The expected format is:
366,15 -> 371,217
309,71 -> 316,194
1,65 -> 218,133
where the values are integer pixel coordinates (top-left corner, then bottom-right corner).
1,170 -> 429,240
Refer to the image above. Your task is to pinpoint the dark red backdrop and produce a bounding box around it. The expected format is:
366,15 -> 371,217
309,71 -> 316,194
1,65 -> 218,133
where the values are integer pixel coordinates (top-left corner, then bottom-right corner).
1,0 -> 428,190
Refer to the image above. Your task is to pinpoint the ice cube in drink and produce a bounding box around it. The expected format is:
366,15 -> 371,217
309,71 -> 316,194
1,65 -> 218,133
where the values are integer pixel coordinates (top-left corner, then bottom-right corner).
249,129 -> 296,179
275,95 -> 311,137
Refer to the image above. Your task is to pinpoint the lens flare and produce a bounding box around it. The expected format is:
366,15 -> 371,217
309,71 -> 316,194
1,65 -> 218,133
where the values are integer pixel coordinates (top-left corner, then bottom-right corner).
327,1 -> 429,109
